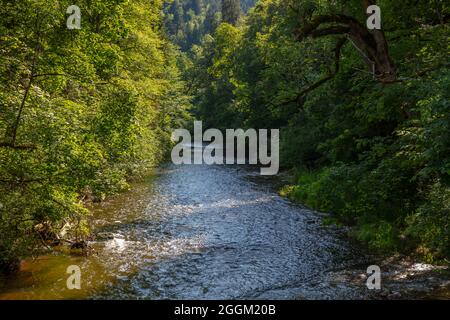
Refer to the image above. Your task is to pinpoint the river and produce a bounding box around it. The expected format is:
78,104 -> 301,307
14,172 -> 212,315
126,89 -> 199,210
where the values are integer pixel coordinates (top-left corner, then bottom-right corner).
0,160 -> 386,299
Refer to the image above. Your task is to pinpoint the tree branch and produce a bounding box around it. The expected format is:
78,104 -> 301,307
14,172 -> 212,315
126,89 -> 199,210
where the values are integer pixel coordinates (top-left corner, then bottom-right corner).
311,26 -> 351,38
0,142 -> 37,150
276,38 -> 347,107
293,5 -> 397,83
33,73 -> 68,78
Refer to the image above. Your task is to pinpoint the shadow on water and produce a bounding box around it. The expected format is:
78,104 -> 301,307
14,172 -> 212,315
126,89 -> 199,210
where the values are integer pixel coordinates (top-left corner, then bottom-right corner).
0,162 -> 378,300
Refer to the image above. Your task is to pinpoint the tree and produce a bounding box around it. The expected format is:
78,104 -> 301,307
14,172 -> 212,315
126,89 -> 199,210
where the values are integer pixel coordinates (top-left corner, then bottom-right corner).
222,0 -> 241,26
163,0 -> 256,50
0,0 -> 190,273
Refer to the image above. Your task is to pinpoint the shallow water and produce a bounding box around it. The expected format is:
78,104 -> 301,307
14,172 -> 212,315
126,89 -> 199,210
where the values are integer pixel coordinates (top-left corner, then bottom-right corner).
0,162 -> 374,300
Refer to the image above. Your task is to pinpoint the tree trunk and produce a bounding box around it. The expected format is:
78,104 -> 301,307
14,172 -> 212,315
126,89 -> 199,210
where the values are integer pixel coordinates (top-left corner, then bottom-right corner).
294,0 -> 397,83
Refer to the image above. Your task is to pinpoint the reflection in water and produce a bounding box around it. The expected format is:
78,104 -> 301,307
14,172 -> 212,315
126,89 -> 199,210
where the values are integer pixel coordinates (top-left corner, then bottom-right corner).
0,163 -> 372,299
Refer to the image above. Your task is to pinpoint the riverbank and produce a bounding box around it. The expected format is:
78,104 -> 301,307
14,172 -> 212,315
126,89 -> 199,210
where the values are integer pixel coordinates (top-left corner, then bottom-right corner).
1,164 -> 448,300
0,164 -> 375,299
277,169 -> 450,299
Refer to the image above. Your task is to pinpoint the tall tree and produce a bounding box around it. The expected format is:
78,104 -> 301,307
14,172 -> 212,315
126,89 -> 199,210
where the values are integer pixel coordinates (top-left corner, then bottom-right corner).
294,0 -> 396,84
222,0 -> 241,25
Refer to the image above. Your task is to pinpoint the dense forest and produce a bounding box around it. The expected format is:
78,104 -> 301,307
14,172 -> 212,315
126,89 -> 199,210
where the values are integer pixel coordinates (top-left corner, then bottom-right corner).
180,0 -> 449,261
0,0 -> 449,276
163,0 -> 256,50
0,0 -> 191,273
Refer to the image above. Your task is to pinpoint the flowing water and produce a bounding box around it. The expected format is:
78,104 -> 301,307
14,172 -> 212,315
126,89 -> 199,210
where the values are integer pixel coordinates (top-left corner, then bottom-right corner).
0,160 -> 376,300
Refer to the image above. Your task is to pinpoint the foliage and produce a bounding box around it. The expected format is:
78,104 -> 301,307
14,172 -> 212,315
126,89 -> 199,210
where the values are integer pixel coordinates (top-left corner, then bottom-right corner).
163,0 -> 256,50
0,0 -> 191,272
222,0 -> 241,26
185,0 -> 450,260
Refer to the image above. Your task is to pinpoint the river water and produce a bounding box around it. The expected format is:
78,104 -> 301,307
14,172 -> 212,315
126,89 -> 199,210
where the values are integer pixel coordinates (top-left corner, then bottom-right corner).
0,161 -> 375,299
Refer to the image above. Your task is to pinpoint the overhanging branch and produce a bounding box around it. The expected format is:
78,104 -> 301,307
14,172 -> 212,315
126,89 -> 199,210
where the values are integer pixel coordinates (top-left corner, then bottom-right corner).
276,38 -> 347,107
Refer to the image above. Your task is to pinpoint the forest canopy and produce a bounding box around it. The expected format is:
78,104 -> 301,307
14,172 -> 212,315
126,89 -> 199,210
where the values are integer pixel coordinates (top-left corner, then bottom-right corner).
0,0 -> 191,273
163,0 -> 256,50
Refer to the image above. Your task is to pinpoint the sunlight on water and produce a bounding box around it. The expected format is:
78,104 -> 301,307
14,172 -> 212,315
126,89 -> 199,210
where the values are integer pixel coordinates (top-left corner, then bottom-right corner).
0,164 -> 371,300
